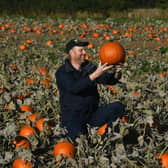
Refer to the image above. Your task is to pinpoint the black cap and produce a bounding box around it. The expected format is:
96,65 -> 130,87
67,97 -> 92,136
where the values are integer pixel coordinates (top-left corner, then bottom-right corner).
66,39 -> 89,53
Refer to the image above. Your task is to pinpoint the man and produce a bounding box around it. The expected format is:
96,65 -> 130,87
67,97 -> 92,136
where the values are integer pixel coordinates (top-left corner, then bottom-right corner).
55,39 -> 125,144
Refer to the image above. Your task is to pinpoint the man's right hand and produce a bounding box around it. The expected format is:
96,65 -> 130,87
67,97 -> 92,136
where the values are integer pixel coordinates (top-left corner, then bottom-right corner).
89,62 -> 113,81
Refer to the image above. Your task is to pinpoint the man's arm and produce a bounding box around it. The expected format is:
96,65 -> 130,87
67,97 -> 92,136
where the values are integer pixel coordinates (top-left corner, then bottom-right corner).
89,62 -> 122,85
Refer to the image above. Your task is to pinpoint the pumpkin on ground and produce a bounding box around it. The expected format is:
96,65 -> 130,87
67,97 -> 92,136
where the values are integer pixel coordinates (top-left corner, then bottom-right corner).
156,153 -> 168,168
20,105 -> 33,112
19,125 -> 37,138
53,141 -> 76,161
35,118 -> 45,131
97,123 -> 108,135
99,41 -> 125,65
12,136 -> 30,149
12,158 -> 32,168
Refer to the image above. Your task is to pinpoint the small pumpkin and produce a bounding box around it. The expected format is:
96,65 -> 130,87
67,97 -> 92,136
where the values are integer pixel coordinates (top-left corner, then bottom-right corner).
53,141 -> 76,161
19,125 -> 37,138
12,136 -> 30,149
40,79 -> 50,88
156,153 -> 168,168
20,105 -> 33,112
12,158 -> 32,168
35,118 -> 45,132
19,44 -> 26,51
99,41 -> 125,65
25,78 -> 35,85
97,123 -> 108,135
121,116 -> 128,122
27,113 -> 40,122
11,64 -> 18,71
38,67 -> 49,75
107,85 -> 117,94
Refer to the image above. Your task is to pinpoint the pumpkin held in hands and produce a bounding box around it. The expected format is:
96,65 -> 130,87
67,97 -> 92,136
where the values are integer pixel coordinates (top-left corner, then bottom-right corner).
99,41 -> 125,65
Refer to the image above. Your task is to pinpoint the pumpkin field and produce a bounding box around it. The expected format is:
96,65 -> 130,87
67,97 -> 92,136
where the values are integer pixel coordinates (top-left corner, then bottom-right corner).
0,16 -> 168,168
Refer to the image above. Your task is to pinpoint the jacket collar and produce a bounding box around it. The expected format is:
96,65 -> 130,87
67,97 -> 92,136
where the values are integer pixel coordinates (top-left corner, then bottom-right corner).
64,58 -> 90,73
64,59 -> 75,72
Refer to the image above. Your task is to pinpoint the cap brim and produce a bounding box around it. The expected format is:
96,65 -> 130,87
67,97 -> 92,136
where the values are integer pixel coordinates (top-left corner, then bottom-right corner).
77,41 -> 89,46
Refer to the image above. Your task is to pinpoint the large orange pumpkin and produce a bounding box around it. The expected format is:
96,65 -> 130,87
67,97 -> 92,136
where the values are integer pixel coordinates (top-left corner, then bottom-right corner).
53,141 -> 75,161
12,158 -> 32,168
99,41 -> 125,65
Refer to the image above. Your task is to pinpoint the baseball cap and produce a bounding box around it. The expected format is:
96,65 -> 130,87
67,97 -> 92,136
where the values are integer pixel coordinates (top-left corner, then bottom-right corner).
65,39 -> 89,53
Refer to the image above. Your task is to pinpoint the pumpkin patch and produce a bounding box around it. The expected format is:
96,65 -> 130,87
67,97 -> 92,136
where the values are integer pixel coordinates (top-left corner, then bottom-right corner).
0,16 -> 167,168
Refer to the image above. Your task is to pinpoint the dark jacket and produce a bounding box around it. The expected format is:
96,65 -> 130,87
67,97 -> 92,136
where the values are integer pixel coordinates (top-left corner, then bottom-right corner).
55,59 -> 120,127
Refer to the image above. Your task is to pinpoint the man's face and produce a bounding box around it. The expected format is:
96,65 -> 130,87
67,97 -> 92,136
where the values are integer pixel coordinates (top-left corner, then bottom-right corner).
70,46 -> 87,64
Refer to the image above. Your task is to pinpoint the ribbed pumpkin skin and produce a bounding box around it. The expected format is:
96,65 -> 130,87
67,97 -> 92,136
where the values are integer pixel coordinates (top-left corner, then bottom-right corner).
53,141 -> 75,159
99,42 -> 125,65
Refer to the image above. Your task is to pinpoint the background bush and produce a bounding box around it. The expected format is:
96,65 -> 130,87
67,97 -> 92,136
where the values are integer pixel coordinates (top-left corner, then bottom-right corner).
0,0 -> 168,16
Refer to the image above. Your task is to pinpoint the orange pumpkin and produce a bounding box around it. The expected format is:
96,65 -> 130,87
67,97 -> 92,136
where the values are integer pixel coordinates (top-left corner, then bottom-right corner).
40,79 -> 50,88
12,158 -> 32,168
107,85 -> 117,94
35,118 -> 45,131
45,40 -> 53,46
25,78 -> 35,85
12,137 -> 30,149
25,40 -> 32,44
92,32 -> 100,38
97,123 -> 108,135
121,116 -> 128,122
156,153 -> 168,168
87,43 -> 94,48
128,50 -> 136,57
4,103 -> 11,110
0,88 -> 4,93
99,42 -> 125,65
20,105 -> 33,112
27,113 -> 39,122
19,45 -> 26,51
38,67 -> 49,75
112,29 -> 120,34
19,125 -> 37,138
11,64 -> 18,71
15,95 -> 24,100
53,141 -> 76,161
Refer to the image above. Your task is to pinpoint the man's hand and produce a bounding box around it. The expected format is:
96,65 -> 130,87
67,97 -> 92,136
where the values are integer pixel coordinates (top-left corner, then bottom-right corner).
89,62 -> 113,81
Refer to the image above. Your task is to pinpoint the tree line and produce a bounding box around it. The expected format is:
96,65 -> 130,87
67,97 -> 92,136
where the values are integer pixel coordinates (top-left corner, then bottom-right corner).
0,0 -> 168,15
